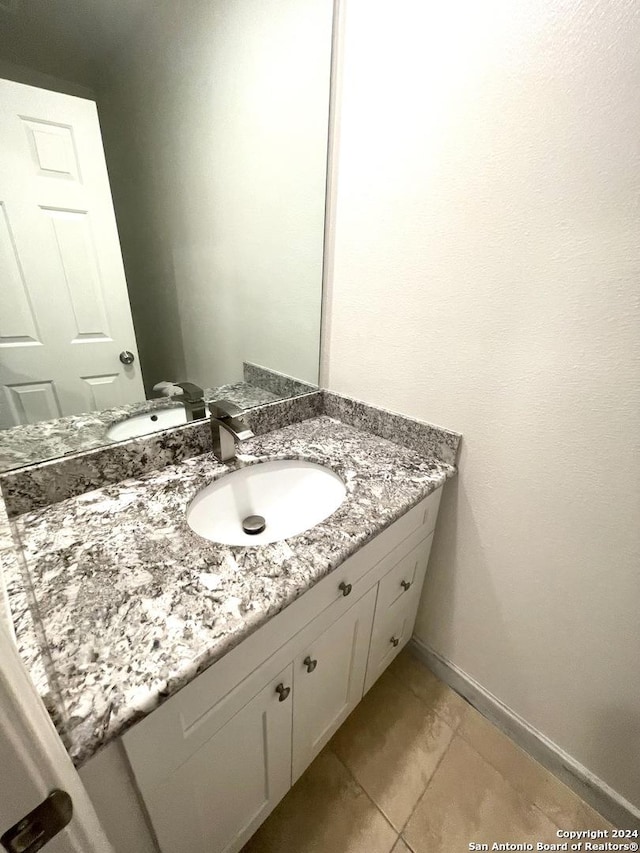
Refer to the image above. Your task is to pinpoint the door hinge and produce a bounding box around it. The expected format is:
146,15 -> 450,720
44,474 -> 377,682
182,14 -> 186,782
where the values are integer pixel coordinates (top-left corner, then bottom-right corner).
1,790 -> 72,853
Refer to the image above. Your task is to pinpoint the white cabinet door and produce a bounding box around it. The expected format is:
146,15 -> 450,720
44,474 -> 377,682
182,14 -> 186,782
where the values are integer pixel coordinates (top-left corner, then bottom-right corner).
364,536 -> 434,694
0,78 -> 144,426
292,586 -> 376,782
142,664 -> 293,853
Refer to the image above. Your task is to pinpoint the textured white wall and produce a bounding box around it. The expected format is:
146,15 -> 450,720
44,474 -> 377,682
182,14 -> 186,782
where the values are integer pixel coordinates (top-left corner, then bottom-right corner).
99,0 -> 331,391
326,0 -> 640,808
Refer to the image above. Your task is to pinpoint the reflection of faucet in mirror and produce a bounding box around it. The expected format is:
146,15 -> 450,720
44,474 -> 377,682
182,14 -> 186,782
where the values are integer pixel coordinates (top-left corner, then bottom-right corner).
0,0 -> 328,471
174,383 -> 207,422
210,400 -> 254,462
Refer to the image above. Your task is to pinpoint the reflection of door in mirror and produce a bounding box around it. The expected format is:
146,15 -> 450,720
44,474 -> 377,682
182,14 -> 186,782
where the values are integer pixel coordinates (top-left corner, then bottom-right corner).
0,78 -> 144,428
0,0 -> 331,471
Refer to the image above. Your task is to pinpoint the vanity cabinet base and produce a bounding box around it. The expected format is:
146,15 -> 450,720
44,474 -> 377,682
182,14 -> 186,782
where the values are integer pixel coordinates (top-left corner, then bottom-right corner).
123,487 -> 442,853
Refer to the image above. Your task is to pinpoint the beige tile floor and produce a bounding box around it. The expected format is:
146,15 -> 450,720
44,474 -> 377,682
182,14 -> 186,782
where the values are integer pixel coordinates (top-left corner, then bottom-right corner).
242,650 -> 613,853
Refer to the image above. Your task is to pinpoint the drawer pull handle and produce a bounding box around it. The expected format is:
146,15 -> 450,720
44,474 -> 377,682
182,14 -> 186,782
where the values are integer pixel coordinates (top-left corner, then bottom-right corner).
275,683 -> 291,702
390,636 -> 400,648
303,656 -> 318,674
401,580 -> 412,591
339,581 -> 352,597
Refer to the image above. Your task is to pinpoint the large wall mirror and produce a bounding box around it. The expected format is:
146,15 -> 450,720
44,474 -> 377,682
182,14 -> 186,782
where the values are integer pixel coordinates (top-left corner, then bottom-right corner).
0,0 -> 332,472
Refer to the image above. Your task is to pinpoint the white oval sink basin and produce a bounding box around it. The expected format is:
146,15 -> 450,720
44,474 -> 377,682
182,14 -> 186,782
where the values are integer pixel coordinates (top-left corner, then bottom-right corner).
186,460 -> 346,546
107,406 -> 208,442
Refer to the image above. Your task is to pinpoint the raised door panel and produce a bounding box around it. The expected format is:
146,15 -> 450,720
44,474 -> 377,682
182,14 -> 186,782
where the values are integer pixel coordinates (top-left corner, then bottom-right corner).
140,664 -> 293,853
0,201 -> 40,347
292,586 -> 376,782
0,79 -> 144,423
80,373 -> 125,411
41,207 -> 112,343
21,117 -> 81,180
2,381 -> 62,424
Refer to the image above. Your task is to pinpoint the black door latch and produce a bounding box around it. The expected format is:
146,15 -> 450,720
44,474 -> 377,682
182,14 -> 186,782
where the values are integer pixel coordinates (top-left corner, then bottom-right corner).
1,790 -> 72,853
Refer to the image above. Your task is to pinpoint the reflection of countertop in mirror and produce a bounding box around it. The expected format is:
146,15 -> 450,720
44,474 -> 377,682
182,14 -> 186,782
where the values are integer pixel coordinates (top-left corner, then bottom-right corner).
10,412 -> 459,767
0,381 -> 281,472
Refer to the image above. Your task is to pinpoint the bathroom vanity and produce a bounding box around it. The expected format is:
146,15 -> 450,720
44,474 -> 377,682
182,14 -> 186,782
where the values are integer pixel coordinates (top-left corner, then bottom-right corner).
123,487 -> 441,853
3,392 -> 460,853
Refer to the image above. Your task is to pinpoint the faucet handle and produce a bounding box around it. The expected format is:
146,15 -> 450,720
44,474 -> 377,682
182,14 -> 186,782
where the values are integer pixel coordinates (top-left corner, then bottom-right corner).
175,382 -> 204,402
209,399 -> 254,461
210,399 -> 244,419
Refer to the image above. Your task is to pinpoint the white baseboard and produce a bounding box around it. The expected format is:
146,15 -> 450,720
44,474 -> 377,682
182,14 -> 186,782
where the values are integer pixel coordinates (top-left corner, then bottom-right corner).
409,637 -> 640,831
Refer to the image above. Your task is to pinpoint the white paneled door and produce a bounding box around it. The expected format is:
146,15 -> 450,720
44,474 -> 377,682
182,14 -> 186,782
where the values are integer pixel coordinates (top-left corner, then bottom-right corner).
0,78 -> 144,428
0,616 -> 113,853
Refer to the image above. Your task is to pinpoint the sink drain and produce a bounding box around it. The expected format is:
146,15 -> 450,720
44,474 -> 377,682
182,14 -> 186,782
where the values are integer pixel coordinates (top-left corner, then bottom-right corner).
242,515 -> 266,535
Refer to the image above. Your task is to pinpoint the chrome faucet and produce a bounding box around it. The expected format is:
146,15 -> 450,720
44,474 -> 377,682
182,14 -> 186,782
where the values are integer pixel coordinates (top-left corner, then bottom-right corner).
174,382 -> 207,421
209,400 -> 254,462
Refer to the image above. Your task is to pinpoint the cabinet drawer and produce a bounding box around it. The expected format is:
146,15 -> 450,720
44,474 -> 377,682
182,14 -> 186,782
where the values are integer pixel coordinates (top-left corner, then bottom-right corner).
420,485 -> 442,536
377,534 -> 434,613
317,488 -> 441,611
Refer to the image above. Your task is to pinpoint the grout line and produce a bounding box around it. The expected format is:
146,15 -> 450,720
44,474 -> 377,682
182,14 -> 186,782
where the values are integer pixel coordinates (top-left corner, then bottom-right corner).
385,657 -> 466,735
327,746 -> 399,837
332,721 -> 451,841
410,640 -> 638,830
533,805 -> 564,833
397,723 -> 455,837
400,835 -> 418,853
453,729 -> 591,833
454,716 -> 612,830
399,731 -> 564,850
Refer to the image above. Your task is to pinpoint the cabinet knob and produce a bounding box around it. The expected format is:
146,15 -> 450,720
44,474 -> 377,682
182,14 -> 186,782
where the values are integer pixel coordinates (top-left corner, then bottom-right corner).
303,656 -> 318,674
401,580 -> 411,591
390,636 -> 400,648
275,683 -> 290,702
339,581 -> 352,597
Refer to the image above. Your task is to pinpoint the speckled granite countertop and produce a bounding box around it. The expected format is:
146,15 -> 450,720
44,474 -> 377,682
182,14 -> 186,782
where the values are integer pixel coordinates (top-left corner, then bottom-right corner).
11,415 -> 457,767
0,497 -> 51,699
